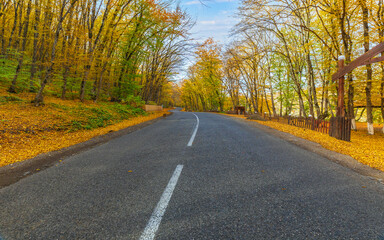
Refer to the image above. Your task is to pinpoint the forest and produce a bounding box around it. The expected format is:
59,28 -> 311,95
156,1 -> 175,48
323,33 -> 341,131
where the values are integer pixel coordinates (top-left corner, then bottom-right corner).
180,0 -> 384,135
0,0 -> 191,106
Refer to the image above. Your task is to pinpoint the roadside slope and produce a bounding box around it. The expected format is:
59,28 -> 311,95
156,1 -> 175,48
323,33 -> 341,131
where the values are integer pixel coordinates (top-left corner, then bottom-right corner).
0,114 -> 169,187
0,92 -> 170,167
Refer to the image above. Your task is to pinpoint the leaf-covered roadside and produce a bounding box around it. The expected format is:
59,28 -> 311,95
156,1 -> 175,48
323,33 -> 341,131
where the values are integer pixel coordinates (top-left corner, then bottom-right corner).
223,114 -> 384,172
0,96 -> 169,167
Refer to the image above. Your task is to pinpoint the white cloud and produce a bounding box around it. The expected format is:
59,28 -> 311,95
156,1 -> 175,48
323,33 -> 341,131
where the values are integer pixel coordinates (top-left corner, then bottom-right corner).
191,18 -> 237,44
185,0 -> 201,5
215,0 -> 236,2
199,20 -> 216,25
185,0 -> 234,6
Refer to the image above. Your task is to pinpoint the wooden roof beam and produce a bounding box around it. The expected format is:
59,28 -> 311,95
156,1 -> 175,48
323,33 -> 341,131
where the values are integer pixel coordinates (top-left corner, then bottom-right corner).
359,55 -> 384,67
332,42 -> 384,81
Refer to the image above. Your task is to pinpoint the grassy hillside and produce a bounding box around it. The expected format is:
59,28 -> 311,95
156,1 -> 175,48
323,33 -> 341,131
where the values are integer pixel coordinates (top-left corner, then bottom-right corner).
0,89 -> 168,167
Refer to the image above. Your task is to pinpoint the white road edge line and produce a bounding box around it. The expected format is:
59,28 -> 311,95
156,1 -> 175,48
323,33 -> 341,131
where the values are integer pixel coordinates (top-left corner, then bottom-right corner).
187,113 -> 199,147
139,165 -> 184,240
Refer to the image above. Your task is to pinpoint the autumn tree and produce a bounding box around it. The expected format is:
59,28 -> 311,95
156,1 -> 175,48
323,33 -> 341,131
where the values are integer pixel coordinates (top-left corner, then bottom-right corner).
224,0 -> 384,133
181,39 -> 225,111
0,0 -> 192,107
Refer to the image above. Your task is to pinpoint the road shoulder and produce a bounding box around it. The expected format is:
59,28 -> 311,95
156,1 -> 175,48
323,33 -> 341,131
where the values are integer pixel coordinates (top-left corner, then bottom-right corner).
227,115 -> 384,182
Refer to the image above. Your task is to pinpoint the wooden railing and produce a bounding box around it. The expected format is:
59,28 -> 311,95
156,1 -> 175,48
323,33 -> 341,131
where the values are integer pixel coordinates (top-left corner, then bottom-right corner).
287,116 -> 330,134
261,114 -> 351,141
261,115 -> 329,134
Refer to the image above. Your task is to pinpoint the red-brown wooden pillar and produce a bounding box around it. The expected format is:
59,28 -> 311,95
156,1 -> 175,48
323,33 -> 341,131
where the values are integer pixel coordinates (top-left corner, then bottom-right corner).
337,56 -> 345,117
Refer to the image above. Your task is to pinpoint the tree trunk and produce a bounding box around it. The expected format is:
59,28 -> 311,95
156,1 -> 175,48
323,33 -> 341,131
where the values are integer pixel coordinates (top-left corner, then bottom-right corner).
381,57 -> 384,133
278,72 -> 283,116
306,57 -> 314,117
298,90 -> 306,118
95,64 -> 108,102
361,1 -> 374,134
268,73 -> 277,116
6,1 -> 20,58
14,0 -> 24,50
264,85 -> 271,116
378,0 -> 384,133
29,0 -> 40,92
61,66 -> 70,99
0,1 -> 9,55
338,0 -> 356,129
34,0 -> 78,105
9,0 -> 32,93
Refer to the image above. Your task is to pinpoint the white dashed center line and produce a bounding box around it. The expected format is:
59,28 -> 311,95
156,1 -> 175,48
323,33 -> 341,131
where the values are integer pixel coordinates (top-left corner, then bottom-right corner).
139,165 -> 184,240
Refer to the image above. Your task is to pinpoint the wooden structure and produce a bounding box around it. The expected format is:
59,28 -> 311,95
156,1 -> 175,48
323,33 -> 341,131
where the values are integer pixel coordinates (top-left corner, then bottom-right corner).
329,117 -> 351,141
330,42 -> 384,141
288,116 -> 330,134
332,42 -> 384,82
234,106 -> 245,115
261,115 -> 330,134
144,105 -> 163,111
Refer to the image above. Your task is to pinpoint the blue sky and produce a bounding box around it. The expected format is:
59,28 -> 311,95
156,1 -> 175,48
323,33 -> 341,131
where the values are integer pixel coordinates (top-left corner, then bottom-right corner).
178,0 -> 239,45
170,0 -> 239,80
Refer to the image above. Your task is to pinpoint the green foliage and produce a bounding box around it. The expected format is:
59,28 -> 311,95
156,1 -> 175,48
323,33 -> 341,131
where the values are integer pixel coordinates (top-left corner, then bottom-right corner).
57,102 -> 145,132
121,94 -> 145,107
70,120 -> 83,131
111,77 -> 142,102
0,58 -> 17,85
111,104 -> 134,119
0,57 -> 33,92
85,108 -> 113,129
48,103 -> 70,110
112,103 -> 146,118
0,95 -> 25,104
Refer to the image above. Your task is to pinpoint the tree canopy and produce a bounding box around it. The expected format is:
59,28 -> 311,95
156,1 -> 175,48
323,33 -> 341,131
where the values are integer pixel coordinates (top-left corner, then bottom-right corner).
0,0 -> 192,106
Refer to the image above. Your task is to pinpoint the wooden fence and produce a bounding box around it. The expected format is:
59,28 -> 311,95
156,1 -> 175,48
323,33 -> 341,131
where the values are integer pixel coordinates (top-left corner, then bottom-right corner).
287,116 -> 330,134
329,117 -> 352,141
262,115 -> 329,134
261,114 -> 351,141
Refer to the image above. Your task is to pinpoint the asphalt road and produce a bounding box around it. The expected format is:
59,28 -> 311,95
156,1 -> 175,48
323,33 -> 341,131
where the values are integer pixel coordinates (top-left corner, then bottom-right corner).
1,109 -> 383,239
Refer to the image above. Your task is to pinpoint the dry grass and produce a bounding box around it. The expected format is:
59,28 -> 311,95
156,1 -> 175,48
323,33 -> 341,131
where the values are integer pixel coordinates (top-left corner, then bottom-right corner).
222,114 -> 384,172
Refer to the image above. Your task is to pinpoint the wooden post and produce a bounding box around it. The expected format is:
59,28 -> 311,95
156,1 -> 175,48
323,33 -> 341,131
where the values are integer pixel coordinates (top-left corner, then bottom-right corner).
337,56 -> 345,117
311,117 -> 315,130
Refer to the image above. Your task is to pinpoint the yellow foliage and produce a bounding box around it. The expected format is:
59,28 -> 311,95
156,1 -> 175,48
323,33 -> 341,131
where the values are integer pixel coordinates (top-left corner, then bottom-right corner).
222,114 -> 384,172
